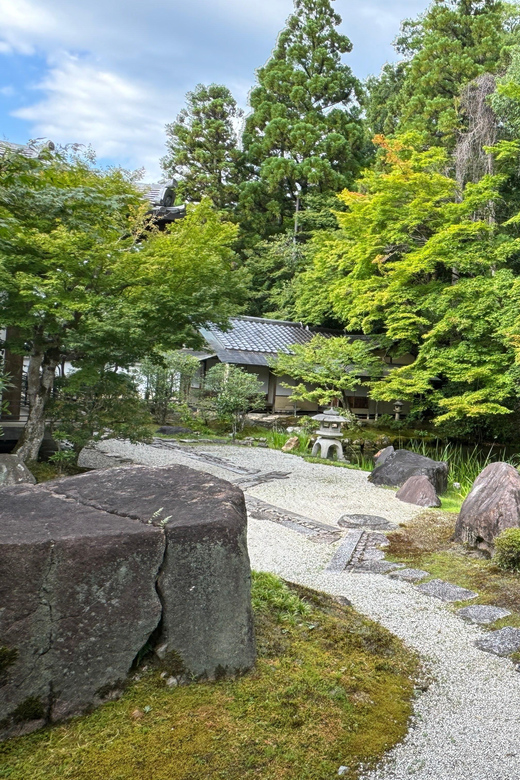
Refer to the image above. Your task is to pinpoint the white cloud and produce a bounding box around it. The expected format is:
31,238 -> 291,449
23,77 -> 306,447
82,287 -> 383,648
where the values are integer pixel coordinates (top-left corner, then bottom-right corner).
13,55 -> 176,178
0,0 -> 59,54
1,0 -> 431,173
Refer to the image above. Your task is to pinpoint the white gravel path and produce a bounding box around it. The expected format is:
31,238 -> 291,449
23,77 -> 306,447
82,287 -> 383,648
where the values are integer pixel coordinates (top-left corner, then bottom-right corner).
98,440 -> 520,780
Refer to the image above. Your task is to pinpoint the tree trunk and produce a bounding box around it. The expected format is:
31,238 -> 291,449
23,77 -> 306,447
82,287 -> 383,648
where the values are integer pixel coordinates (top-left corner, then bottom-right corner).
14,352 -> 58,462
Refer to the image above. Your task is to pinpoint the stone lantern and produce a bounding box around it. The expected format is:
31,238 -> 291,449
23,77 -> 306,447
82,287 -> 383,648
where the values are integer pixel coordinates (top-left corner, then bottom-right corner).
393,400 -> 404,421
311,408 -> 346,461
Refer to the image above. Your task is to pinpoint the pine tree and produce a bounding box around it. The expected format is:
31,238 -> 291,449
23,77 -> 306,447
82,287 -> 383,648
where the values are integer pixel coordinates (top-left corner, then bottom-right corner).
162,84 -> 244,211
240,0 -> 365,239
397,0 -> 518,146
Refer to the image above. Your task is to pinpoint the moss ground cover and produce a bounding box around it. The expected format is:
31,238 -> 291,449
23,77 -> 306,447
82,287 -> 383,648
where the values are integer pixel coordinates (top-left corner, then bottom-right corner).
0,573 -> 420,780
387,512 -> 520,627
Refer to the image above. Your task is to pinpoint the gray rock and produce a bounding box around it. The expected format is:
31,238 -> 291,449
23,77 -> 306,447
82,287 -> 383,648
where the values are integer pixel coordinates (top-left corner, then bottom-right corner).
338,513 -> 396,530
0,464 -> 255,739
44,465 -> 256,682
389,568 -> 430,582
369,449 -> 448,494
353,560 -> 405,574
77,447 -> 133,470
0,454 -> 36,487
454,462 -> 520,554
327,529 -> 364,571
475,627 -> 520,657
374,445 -> 395,466
458,605 -> 511,625
396,475 -> 441,508
156,426 -> 192,435
0,483 -> 164,738
416,579 -> 478,602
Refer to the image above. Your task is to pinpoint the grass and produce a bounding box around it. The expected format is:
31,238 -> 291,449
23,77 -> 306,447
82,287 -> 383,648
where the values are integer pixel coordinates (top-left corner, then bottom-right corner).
0,573 -> 421,780
401,440 -> 520,499
25,460 -> 87,483
266,429 -> 313,456
386,511 -> 520,628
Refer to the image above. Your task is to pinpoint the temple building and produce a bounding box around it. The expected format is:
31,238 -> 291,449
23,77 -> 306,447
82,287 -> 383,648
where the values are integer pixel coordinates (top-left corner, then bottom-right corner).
197,316 -> 414,417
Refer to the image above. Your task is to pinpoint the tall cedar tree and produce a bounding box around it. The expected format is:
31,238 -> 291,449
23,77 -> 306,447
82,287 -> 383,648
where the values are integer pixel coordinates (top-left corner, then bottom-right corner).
240,0 -> 365,241
162,84 -> 244,211
367,0 -> 519,148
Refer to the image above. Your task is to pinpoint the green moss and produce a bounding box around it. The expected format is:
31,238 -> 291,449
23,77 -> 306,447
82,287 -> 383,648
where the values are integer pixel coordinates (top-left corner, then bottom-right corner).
0,647 -> 18,677
0,573 -> 420,780
11,698 -> 45,724
386,510 -> 520,629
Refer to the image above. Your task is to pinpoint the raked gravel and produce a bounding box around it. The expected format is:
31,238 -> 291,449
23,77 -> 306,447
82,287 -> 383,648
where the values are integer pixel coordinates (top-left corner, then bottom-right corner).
98,439 -> 520,780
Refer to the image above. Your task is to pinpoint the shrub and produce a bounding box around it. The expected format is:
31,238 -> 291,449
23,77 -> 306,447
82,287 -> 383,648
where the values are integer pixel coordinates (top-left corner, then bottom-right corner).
493,528 -> 520,572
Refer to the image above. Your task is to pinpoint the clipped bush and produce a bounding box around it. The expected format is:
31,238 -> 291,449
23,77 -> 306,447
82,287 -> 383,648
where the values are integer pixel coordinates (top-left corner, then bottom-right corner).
493,528 -> 520,572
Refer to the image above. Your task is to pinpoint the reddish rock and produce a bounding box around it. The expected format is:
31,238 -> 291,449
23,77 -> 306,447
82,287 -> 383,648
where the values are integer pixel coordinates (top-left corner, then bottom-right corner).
454,462 -> 520,554
396,475 -> 441,508
282,436 -> 300,452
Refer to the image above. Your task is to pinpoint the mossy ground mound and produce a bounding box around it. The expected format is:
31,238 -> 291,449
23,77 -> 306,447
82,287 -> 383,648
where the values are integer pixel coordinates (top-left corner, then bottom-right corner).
387,511 -> 520,627
0,573 -> 420,780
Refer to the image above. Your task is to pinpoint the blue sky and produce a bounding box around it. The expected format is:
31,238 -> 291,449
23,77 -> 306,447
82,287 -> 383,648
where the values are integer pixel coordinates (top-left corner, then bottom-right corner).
0,0 -> 429,179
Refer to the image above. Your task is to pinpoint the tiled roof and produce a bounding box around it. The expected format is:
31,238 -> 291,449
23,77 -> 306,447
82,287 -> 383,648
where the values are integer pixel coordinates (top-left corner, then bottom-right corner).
0,140 -> 55,159
199,317 -> 345,365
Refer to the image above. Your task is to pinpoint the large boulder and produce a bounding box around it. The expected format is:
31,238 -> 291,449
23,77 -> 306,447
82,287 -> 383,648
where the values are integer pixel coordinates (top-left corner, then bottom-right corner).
396,475 -> 441,508
374,445 -> 394,466
0,465 -> 255,739
0,484 -> 164,738
369,449 -> 448,494
454,462 -> 520,554
0,454 -> 36,487
45,466 -> 255,681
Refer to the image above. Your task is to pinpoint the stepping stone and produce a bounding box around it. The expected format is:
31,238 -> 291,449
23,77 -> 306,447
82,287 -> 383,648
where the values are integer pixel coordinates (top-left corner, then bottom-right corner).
338,514 -> 397,530
326,529 -> 364,572
458,605 -> 511,625
475,627 -> 520,657
389,568 -> 430,583
353,560 -> 405,574
416,579 -> 478,602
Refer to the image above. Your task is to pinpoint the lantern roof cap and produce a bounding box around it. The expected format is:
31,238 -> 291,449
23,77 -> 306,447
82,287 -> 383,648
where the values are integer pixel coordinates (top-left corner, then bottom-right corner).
311,408 -> 346,423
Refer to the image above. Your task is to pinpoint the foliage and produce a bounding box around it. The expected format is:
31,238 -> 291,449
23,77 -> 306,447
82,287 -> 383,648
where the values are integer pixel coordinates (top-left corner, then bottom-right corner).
365,61 -> 407,137
493,528 -> 520,571
0,141 -> 245,459
295,135 -> 520,428
0,574 -> 420,780
382,0 -> 519,147
241,233 -> 309,318
251,572 -> 312,624
204,364 -> 265,437
272,334 -> 383,409
240,0 -> 365,240
162,84 -> 244,211
138,352 -> 200,424
49,368 -> 153,453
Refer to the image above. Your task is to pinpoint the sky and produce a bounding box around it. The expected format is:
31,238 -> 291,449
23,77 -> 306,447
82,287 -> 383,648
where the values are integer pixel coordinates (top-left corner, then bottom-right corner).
0,0 -> 430,180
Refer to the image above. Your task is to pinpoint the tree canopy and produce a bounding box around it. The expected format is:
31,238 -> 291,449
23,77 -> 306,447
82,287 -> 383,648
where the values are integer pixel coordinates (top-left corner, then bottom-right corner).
240,0 -> 365,240
273,334 -> 383,409
0,147 -> 246,458
162,83 -> 244,211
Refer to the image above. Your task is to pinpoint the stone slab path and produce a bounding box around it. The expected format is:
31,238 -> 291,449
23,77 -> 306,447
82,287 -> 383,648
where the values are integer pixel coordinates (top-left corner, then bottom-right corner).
99,440 -> 520,780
